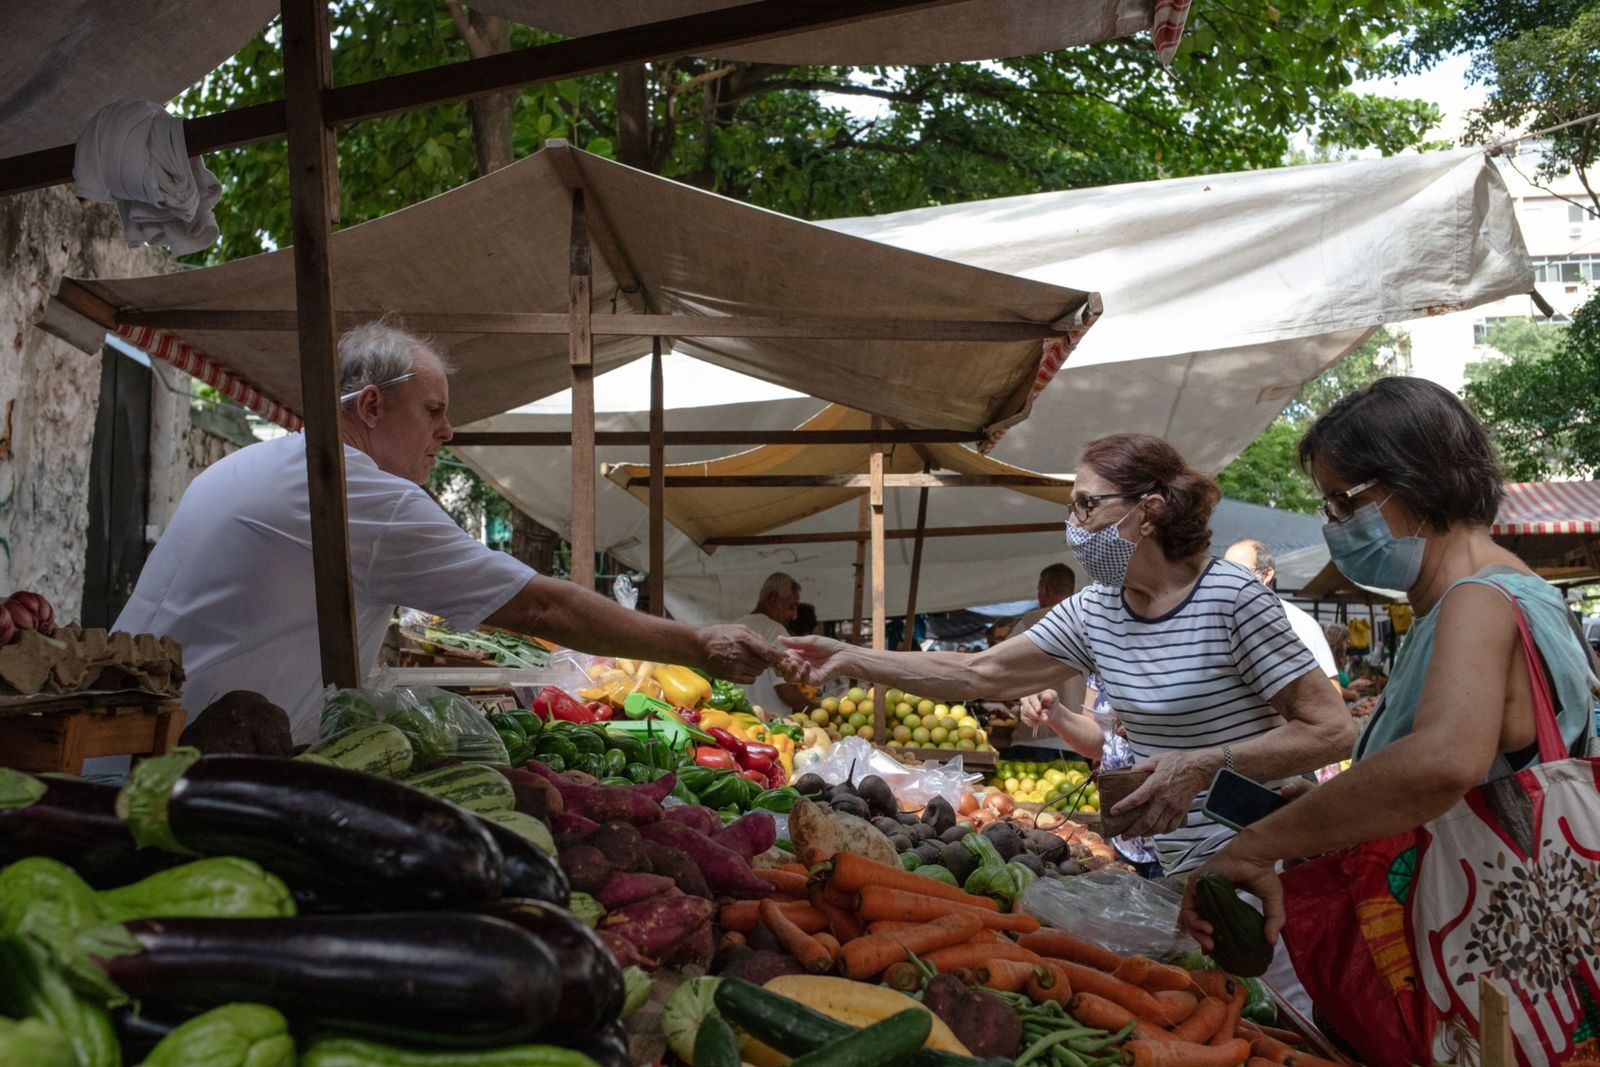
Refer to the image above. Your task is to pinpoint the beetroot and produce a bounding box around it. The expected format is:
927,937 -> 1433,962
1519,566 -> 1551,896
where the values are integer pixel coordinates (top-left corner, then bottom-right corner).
600,890 -> 715,960
638,820 -> 769,899
642,841 -> 711,899
715,812 -> 777,858
596,871 -> 676,910
663,804 -> 721,836
718,947 -> 807,986
558,845 -> 611,894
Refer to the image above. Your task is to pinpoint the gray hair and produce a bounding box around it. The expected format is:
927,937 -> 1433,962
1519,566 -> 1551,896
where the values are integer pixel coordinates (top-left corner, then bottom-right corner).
337,320 -> 453,398
757,572 -> 799,607
1229,538 -> 1275,582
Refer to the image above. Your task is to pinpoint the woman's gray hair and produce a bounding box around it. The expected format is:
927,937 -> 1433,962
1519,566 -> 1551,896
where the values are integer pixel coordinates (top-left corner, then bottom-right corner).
337,320 -> 453,397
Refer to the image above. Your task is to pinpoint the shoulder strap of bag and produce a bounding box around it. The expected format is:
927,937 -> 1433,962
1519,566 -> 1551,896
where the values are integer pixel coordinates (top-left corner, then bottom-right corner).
1475,578 -> 1589,761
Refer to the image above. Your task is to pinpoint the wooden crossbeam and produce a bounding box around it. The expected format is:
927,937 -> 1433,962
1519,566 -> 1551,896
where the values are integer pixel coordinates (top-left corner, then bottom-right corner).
622,473 -> 1072,489
452,429 -> 984,447
704,521 -> 1063,547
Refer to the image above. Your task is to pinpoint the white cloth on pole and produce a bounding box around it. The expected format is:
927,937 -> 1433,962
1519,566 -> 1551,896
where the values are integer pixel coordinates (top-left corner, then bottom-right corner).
73,100 -> 221,254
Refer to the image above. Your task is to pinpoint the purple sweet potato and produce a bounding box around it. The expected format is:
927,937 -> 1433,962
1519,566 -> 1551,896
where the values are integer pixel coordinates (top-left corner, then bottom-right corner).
582,821 -> 649,873
596,928 -> 658,970
641,840 -> 711,899
627,772 -> 676,805
533,770 -> 663,826
663,804 -> 721,836
499,767 -> 564,821
558,845 -> 611,894
659,919 -> 714,969
600,890 -> 716,960
715,812 -> 777,858
551,811 -> 600,837
596,871 -> 676,910
638,820 -> 769,899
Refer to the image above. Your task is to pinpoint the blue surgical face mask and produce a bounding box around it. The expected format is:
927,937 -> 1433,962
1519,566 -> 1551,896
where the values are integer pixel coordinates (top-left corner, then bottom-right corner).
1322,497 -> 1425,590
1065,503 -> 1146,589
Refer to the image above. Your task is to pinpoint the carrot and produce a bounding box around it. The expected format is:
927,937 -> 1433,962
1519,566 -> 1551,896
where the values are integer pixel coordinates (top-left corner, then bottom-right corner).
779,862 -> 809,875
1188,971 -> 1235,1001
856,886 -> 1040,933
756,869 -> 812,896
1208,984 -> 1245,1045
1122,1038 -> 1253,1067
837,913 -> 984,980
923,941 -> 1045,973
721,899 -> 828,935
819,881 -> 858,910
1248,1025 -> 1304,1047
1154,990 -> 1200,1024
760,898 -> 833,973
1018,928 -> 1125,971
1248,1060 -> 1280,1067
882,960 -> 924,992
813,931 -> 841,959
1245,1032 -> 1296,1063
977,958 -> 1036,993
1169,996 -> 1227,1043
808,887 -> 866,943
1139,960 -> 1196,992
866,921 -> 1006,944
1027,964 -> 1072,1007
1284,1055 -> 1346,1067
830,852 -> 1000,911
1050,959 -> 1168,1021
1068,991 -> 1139,1032
1114,956 -> 1154,986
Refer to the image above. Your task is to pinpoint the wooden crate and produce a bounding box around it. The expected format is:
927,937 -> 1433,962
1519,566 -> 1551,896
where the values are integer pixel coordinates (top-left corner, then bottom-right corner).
0,694 -> 185,774
876,744 -> 997,772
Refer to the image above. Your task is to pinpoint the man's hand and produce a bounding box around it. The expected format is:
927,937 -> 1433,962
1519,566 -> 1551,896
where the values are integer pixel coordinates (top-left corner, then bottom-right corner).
1350,677 -> 1374,692
1178,836 -> 1285,950
777,635 -> 852,687
1019,690 -> 1059,729
697,625 -> 782,683
1115,750 -> 1218,837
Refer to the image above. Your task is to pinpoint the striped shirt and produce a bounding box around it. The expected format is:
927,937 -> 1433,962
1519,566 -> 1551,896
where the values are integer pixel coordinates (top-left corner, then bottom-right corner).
1025,559 -> 1317,874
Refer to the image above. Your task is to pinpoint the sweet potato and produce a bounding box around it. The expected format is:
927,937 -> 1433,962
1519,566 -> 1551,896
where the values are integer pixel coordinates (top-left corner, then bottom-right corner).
639,819 -> 770,898
596,927 -> 657,970
528,761 -> 663,824
559,845 -> 611,894
716,811 -> 777,858
551,811 -> 601,837
596,871 -> 676,910
664,804 -> 722,836
601,890 -> 716,959
584,821 -> 650,873
642,840 -> 711,898
627,772 -> 677,805
499,767 -> 565,821
660,919 -> 715,969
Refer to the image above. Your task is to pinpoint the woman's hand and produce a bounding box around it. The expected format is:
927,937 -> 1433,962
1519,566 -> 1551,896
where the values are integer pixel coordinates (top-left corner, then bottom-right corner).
777,636 -> 852,687
1178,838 -> 1286,950
1350,677 -> 1374,692
1115,751 -> 1216,837
1019,690 -> 1059,728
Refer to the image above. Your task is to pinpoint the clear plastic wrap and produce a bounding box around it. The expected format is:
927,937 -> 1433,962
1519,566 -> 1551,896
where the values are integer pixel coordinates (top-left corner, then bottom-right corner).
320,679 -> 508,766
801,736 -> 981,810
1021,867 -> 1199,961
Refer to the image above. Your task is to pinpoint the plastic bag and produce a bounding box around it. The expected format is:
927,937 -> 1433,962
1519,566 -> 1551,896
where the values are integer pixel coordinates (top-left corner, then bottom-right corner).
320,681 -> 508,766
612,574 -> 639,610
802,736 -> 981,811
1021,868 -> 1199,961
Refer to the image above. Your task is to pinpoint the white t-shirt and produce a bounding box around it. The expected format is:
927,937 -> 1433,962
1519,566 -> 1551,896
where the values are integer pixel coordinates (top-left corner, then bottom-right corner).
1280,598 -> 1337,678
732,611 -> 791,715
115,434 -> 534,743
1024,559 -> 1318,874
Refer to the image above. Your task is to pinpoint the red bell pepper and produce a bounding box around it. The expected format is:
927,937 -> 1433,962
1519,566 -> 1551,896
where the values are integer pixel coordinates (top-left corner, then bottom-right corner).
675,706 -> 702,724
739,741 -> 779,773
587,702 -> 614,722
693,746 -> 737,770
705,726 -> 744,754
532,686 -> 593,724
739,769 -> 769,787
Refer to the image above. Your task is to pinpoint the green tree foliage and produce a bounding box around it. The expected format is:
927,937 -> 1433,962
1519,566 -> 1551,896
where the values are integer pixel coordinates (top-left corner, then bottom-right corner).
1463,298 -> 1600,480
178,0 -> 1447,261
1218,330 -> 1402,511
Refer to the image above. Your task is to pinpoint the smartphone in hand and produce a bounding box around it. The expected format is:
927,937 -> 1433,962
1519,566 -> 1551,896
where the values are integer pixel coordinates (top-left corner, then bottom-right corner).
1201,767 -> 1291,832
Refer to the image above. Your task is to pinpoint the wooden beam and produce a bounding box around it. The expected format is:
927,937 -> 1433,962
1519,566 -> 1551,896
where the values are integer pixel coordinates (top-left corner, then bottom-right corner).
112,308 -> 1058,341
544,142 -> 647,302
282,0 -> 359,691
1477,976 -> 1513,1067
568,189 -> 597,592
869,419 -> 887,744
901,480 -> 930,652
851,496 -> 868,646
648,337 -> 665,616
451,429 -> 985,447
0,0 -> 966,195
704,521 -> 1063,547
623,473 -> 1073,489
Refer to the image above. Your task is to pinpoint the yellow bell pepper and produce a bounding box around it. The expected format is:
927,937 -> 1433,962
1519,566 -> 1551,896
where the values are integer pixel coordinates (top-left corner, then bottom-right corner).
728,712 -> 771,745
653,664 -> 712,708
699,708 -> 736,734
770,733 -> 794,777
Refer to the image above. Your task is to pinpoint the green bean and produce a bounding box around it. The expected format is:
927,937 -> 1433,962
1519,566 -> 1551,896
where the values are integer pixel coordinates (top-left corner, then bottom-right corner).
1015,1028 -> 1103,1067
1067,1020 -> 1137,1053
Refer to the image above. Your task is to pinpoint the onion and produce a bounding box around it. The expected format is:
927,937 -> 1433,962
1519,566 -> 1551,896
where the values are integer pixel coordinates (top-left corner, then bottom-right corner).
0,608 -> 15,646
8,592 -> 53,636
956,791 -> 979,816
4,598 -> 35,634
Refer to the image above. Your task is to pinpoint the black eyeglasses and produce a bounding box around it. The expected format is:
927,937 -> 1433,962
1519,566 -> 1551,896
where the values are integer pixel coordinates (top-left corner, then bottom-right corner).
1318,478 -> 1380,523
1069,490 -> 1149,523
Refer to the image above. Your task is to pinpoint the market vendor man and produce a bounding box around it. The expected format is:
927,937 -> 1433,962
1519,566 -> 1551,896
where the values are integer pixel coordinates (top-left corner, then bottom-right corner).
116,321 -> 782,743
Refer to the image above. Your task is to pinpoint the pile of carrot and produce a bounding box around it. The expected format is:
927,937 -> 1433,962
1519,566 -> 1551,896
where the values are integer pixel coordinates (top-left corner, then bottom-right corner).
719,853 -> 1348,1067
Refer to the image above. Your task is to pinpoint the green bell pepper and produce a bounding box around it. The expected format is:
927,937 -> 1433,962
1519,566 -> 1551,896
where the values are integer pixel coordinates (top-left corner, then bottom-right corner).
509,710 -> 543,741
708,680 -> 753,714
1239,976 -> 1276,1024
540,754 -> 567,774
751,787 -> 800,813
699,775 -> 751,811
643,738 -> 676,772
140,1004 -> 295,1067
602,749 -> 629,778
534,734 -> 579,767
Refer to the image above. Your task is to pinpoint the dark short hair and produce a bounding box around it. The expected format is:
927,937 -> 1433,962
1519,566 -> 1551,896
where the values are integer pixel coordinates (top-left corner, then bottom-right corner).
788,602 -> 818,637
1079,433 -> 1221,560
1038,563 -> 1076,597
1298,377 -> 1504,530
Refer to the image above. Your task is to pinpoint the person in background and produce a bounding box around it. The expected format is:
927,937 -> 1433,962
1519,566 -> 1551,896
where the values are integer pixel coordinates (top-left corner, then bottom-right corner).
788,602 -> 819,638
1224,539 -> 1340,696
1322,622 -> 1365,702
1009,564 -> 1099,761
732,573 -> 810,717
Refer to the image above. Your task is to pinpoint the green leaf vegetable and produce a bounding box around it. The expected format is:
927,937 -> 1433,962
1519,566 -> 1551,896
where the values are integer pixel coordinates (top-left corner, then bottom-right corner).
139,1004 -> 295,1067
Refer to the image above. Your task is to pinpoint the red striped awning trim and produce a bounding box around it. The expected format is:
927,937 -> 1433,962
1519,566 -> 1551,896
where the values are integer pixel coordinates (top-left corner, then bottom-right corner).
115,324 -> 303,432
1491,480 -> 1600,536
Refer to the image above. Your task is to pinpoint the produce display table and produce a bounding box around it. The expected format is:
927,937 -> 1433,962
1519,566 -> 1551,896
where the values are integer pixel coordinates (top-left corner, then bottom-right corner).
0,692 -> 185,773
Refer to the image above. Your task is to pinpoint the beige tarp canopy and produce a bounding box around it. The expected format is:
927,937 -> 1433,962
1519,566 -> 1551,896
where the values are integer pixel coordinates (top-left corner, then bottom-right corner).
603,404 -> 1074,548
0,0 -> 277,157
472,0 -> 1190,64
45,144 -> 1097,435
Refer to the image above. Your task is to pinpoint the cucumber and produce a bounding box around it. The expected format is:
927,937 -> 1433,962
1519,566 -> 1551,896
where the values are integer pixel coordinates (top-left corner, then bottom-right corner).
787,1010 -> 930,1067
403,764 -> 515,814
693,1015 -> 740,1067
1192,873 -> 1273,978
713,979 -> 1008,1067
302,724 -> 414,778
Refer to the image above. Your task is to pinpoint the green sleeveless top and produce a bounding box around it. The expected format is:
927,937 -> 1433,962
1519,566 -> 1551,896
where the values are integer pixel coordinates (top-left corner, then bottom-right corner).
1353,567 -> 1597,778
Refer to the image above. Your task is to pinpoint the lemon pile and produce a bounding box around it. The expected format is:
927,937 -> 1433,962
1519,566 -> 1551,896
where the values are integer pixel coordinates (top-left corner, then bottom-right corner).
790,686 -> 993,751
989,758 -> 1100,810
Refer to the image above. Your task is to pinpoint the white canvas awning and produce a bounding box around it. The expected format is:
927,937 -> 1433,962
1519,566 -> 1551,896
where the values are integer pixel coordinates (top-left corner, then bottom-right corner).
453,149 -> 1533,622
44,144 -> 1098,435
471,0 -> 1192,64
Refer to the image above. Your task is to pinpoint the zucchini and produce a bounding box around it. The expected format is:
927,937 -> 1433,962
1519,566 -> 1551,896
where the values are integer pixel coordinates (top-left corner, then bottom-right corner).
693,1015 -> 740,1067
301,1037 -> 600,1066
1191,873 -> 1273,978
404,764 -> 515,814
714,979 -> 1009,1067
302,724 -> 414,778
787,1010 -> 930,1067
481,809 -> 557,854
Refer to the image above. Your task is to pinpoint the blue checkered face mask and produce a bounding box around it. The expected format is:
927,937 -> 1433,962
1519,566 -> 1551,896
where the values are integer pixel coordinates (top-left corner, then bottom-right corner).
1065,502 -> 1146,589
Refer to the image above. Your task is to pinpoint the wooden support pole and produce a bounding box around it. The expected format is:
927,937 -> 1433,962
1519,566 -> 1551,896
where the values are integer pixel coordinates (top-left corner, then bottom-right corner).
1477,976 -> 1513,1067
281,0 -> 359,690
648,336 -> 665,616
901,480 -> 930,652
869,418 -> 887,744
851,497 -> 868,645
568,189 -> 596,592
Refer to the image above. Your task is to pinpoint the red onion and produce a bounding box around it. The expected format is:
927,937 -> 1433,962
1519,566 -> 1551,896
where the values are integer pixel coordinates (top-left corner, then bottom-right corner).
0,607 -> 16,645
8,592 -> 53,636
4,598 -> 35,634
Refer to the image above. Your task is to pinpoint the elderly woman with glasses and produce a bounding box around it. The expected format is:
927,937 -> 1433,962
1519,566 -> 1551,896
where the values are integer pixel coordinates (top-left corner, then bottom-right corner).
781,432 -> 1355,880
1178,378 -> 1596,956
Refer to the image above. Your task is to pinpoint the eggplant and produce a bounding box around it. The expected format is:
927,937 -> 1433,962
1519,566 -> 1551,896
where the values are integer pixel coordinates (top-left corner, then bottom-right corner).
98,913 -> 559,1047
479,898 -> 623,1031
111,1003 -> 192,1062
474,816 -> 571,906
132,755 -> 503,909
0,776 -> 181,887
551,1019 -> 631,1067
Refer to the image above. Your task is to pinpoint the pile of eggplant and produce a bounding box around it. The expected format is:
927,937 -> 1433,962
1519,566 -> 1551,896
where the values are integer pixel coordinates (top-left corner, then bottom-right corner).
0,755 -> 632,1066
